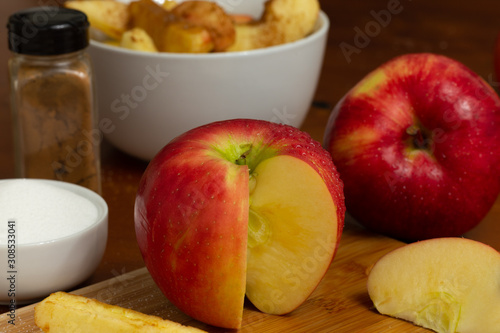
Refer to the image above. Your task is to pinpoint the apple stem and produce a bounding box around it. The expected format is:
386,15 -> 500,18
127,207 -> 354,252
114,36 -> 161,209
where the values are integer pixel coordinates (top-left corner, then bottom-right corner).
236,145 -> 253,165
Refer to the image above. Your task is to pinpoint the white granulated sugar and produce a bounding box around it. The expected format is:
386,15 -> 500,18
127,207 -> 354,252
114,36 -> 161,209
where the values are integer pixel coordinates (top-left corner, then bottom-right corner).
0,180 -> 99,244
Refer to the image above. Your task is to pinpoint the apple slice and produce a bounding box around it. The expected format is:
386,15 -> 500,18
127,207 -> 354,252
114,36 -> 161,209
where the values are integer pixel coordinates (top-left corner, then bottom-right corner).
135,119 -> 345,328
367,237 -> 500,333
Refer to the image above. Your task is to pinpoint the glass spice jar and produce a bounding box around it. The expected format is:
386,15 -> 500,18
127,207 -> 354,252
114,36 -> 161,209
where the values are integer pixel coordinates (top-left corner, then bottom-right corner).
7,7 -> 101,194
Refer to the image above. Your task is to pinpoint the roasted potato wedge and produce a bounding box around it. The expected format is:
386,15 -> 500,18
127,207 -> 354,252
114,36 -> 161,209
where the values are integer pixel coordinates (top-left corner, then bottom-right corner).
34,291 -> 207,333
64,0 -> 129,40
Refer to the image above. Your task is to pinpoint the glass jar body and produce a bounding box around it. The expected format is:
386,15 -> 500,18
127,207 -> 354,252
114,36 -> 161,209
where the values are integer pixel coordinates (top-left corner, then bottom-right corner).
9,51 -> 101,193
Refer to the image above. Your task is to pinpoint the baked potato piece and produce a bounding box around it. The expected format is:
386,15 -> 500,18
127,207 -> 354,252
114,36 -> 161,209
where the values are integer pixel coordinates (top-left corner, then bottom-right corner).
64,0 -> 129,40
34,291 -> 207,333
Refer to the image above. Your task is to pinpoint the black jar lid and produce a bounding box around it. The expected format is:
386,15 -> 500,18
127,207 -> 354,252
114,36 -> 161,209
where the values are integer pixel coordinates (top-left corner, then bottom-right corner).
7,7 -> 89,56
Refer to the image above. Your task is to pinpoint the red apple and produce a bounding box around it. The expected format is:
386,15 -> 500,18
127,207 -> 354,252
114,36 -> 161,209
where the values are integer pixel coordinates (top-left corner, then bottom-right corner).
134,119 -> 345,329
324,53 -> 500,241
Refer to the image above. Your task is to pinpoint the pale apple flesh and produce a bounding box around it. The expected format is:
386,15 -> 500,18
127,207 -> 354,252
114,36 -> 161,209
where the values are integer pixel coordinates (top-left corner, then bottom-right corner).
135,119 -> 345,329
246,155 -> 338,314
367,237 -> 500,333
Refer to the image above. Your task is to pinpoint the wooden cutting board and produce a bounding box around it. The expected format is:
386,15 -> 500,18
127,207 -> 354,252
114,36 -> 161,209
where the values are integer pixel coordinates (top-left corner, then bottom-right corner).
0,218 -> 431,332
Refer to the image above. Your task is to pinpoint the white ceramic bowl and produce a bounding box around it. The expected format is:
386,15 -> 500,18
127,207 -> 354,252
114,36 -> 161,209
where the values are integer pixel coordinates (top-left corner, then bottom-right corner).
0,179 -> 108,305
89,7 -> 330,160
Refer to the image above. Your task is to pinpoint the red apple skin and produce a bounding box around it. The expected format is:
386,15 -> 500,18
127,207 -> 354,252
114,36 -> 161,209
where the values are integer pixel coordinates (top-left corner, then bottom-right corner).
324,53 -> 500,241
135,119 -> 345,328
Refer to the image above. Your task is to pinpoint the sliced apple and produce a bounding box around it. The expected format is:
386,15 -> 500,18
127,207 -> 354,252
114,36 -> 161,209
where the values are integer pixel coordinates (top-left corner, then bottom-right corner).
246,155 -> 338,314
367,237 -> 500,333
135,119 -> 345,328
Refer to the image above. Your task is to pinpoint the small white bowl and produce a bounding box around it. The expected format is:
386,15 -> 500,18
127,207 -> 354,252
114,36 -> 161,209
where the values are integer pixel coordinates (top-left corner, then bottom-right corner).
89,8 -> 330,160
0,179 -> 108,305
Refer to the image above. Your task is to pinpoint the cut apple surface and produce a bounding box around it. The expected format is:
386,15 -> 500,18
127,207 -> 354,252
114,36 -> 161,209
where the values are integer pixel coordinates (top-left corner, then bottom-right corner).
246,155 -> 338,314
367,237 -> 500,333
135,119 -> 345,328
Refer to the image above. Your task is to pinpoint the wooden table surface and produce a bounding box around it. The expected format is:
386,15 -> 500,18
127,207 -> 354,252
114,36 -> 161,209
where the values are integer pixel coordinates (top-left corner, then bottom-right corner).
1,0 -> 500,328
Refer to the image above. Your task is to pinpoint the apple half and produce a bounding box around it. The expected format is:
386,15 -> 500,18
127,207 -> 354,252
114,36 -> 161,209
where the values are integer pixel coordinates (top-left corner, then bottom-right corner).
367,237 -> 500,332
134,119 -> 345,328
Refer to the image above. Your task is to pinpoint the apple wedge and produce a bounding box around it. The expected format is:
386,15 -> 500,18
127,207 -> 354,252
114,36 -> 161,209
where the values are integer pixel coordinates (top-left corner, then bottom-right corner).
135,119 -> 345,328
367,237 -> 500,333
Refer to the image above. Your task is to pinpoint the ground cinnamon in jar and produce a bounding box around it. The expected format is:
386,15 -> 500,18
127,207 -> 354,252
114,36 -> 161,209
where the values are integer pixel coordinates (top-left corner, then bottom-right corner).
14,59 -> 100,192
8,7 -> 101,193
